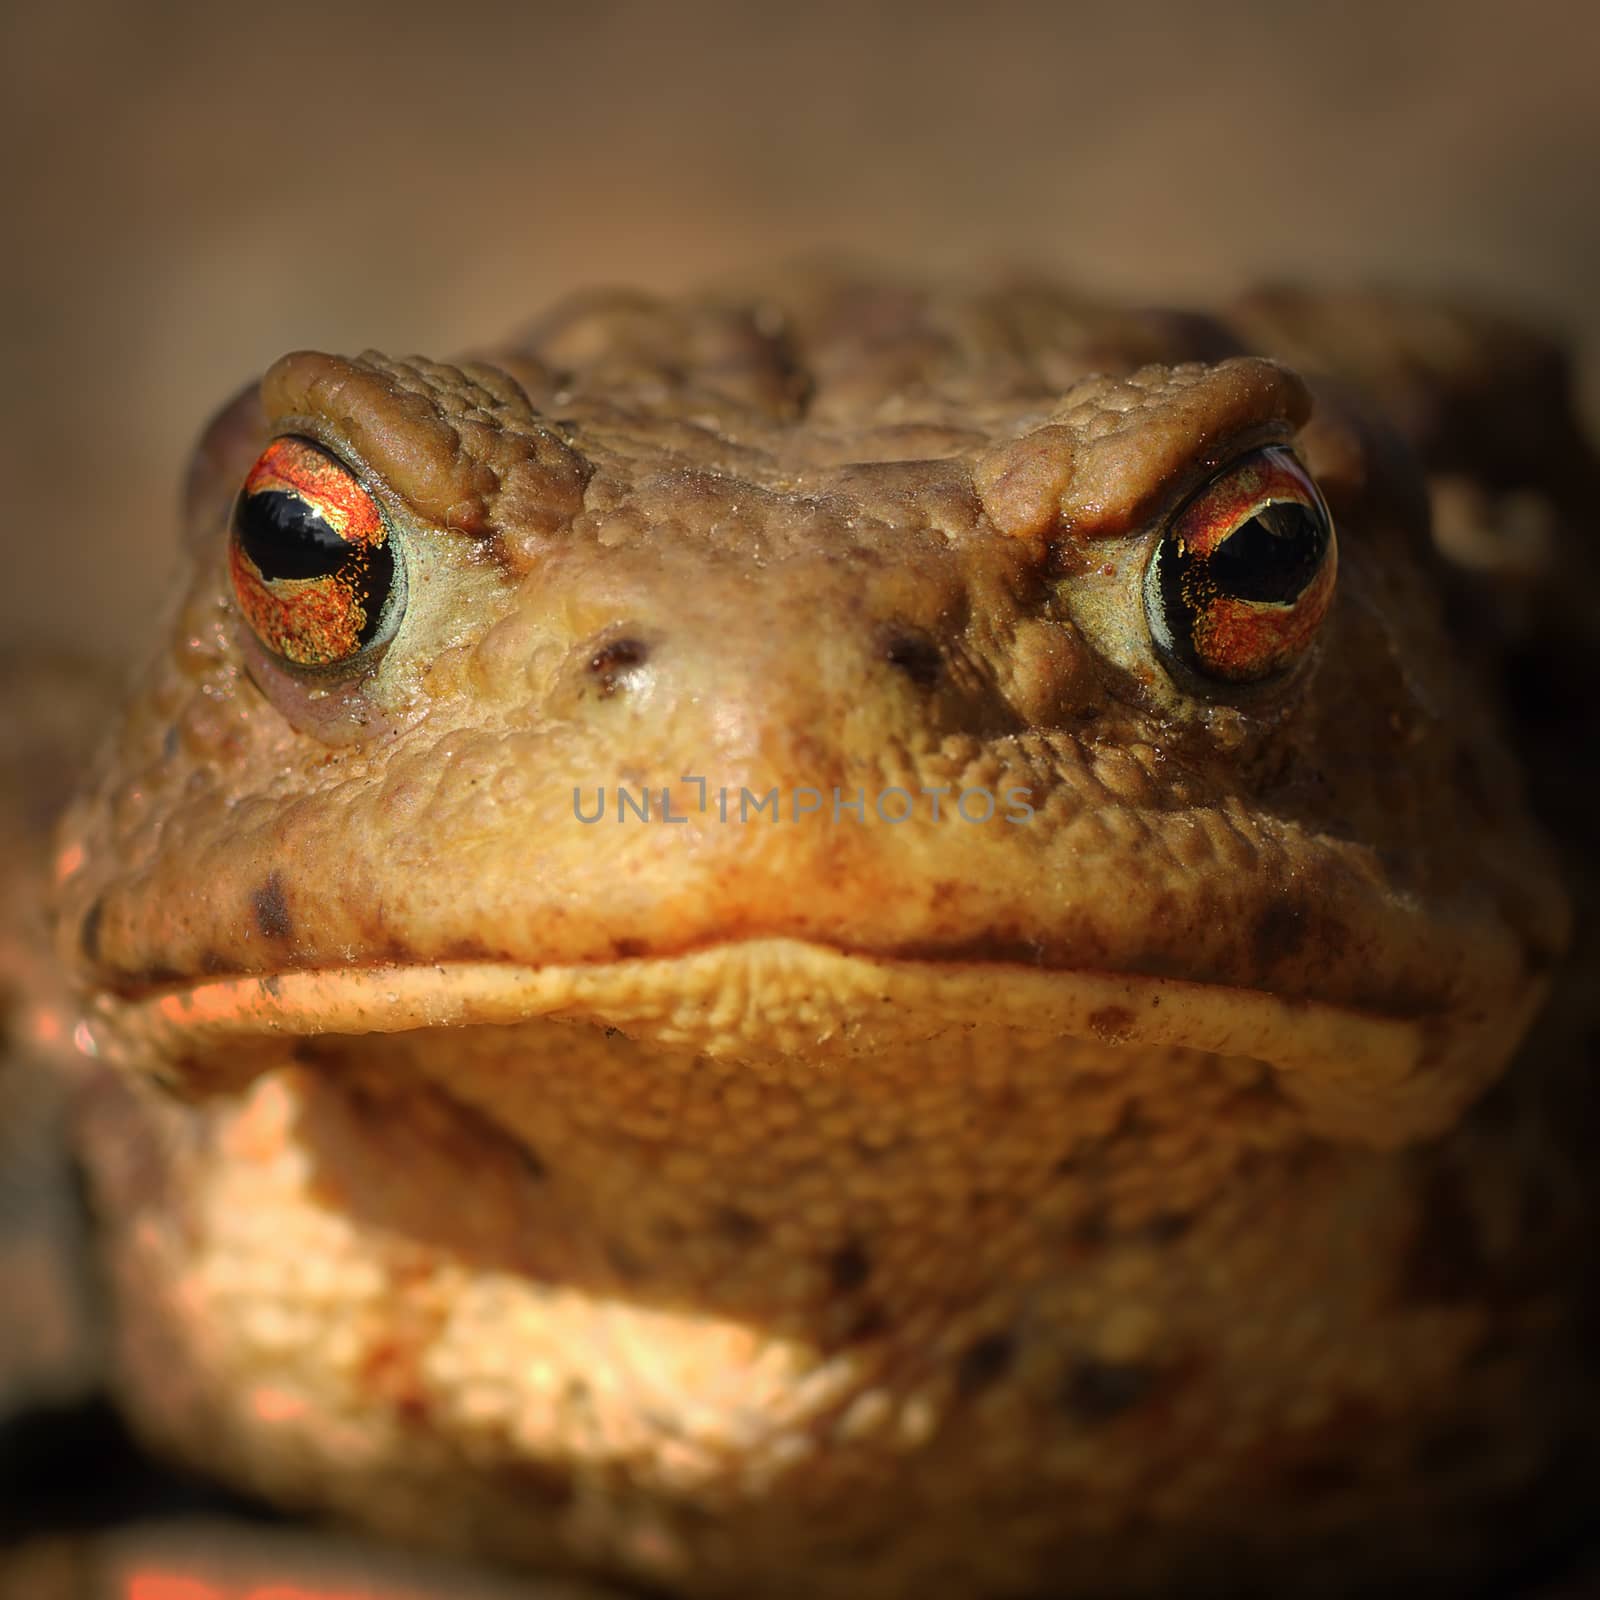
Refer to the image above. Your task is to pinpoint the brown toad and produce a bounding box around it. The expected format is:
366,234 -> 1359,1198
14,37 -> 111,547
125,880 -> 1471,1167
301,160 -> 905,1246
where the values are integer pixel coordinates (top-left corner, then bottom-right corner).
35,273 -> 1600,1596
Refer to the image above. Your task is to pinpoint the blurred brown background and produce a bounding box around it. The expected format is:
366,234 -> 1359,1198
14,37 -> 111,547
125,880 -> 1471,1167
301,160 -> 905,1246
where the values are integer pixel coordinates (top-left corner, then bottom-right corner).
4,0 -> 1598,665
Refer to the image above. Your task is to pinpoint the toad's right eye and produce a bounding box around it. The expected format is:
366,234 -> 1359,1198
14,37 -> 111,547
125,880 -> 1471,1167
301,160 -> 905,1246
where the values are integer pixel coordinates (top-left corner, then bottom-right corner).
229,436 -> 400,669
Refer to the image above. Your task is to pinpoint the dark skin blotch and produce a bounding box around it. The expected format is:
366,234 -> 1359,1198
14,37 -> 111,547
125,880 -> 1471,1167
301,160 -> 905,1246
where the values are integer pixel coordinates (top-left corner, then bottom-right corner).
714,1205 -> 765,1246
1086,1004 -> 1135,1044
1250,895 -> 1307,970
883,632 -> 943,689
828,1239 -> 872,1294
1053,1133 -> 1112,1178
252,873 -> 293,940
604,1237 -> 647,1283
1141,1210 -> 1193,1244
1066,1207 -> 1110,1253
845,1302 -> 889,1343
1254,893 -> 1354,981
956,1332 -> 1016,1397
1061,1358 -> 1153,1424
589,638 -> 650,699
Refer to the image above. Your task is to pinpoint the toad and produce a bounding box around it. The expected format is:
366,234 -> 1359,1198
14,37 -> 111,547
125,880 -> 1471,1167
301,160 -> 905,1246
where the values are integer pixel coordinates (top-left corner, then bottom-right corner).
24,272 -> 1600,1596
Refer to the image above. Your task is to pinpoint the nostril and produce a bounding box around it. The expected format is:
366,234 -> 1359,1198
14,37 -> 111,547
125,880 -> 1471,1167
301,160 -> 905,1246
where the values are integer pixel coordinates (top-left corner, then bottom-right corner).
883,631 -> 944,689
588,637 -> 651,699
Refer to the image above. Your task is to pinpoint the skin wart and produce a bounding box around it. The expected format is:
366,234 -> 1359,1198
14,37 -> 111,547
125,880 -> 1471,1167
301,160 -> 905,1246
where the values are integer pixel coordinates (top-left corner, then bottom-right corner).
35,272 -> 1600,1597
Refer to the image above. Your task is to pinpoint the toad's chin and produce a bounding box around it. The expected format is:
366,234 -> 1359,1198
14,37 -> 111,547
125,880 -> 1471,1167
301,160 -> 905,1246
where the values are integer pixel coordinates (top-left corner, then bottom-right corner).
82,937 -> 1542,1147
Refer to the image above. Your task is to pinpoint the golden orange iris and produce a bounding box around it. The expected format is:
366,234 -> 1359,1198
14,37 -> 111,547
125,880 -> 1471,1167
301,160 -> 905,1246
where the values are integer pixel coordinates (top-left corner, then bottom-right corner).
229,436 -> 392,667
1147,448 -> 1336,685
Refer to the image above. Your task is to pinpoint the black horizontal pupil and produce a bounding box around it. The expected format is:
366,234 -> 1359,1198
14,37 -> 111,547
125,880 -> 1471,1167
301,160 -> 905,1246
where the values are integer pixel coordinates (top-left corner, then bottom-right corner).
235,489 -> 353,580
1206,501 -> 1326,604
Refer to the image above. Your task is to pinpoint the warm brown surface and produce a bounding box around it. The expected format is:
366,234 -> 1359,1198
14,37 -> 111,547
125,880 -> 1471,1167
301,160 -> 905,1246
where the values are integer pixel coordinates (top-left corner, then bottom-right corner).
3,0 -> 1598,662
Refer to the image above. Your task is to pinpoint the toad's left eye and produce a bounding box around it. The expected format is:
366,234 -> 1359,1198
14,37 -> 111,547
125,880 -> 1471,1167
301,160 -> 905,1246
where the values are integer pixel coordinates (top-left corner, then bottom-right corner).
230,436 -> 399,669
1144,446 -> 1336,686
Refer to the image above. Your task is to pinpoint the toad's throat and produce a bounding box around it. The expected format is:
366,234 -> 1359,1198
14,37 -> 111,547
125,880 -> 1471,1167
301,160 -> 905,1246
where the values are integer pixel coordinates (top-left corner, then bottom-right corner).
80,939 -> 1542,1147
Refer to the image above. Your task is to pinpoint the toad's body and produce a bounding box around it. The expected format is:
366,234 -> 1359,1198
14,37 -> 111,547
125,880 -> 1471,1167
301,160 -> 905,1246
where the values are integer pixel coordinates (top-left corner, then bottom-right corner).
36,275 -> 1599,1595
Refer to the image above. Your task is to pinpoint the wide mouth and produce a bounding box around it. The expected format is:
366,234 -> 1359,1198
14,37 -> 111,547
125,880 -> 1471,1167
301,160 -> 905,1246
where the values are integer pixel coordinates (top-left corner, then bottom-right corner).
84,937 -> 1459,1129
